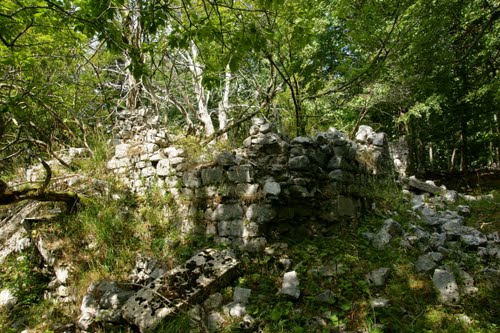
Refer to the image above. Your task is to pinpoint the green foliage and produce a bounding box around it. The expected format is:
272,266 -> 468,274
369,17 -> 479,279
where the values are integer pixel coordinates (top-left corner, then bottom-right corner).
0,248 -> 49,307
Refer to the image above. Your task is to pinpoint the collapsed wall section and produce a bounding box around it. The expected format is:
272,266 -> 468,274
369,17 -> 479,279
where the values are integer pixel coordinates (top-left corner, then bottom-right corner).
107,117 -> 395,251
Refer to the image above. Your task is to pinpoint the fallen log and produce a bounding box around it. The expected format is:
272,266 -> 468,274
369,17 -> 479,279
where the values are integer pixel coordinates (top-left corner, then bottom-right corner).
0,185 -> 80,209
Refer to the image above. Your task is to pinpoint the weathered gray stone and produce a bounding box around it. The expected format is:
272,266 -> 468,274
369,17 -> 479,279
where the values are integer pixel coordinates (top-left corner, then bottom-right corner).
366,268 -> 390,287
314,290 -> 335,304
235,184 -> 260,198
156,159 -> 171,176
279,271 -> 300,299
201,167 -> 225,185
99,289 -> 133,310
78,312 -> 95,331
246,204 -> 276,223
459,270 -> 478,296
183,171 -> 201,188
207,312 -> 225,332
415,254 -> 437,273
456,205 -> 471,215
143,143 -> 159,154
227,165 -> 253,183
291,136 -> 314,145
327,156 -> 343,169
405,176 -> 445,195
164,147 -> 185,158
370,297 -> 390,308
225,301 -> 246,317
95,309 -> 122,323
107,158 -> 131,170
242,222 -> 259,238
355,125 -> 375,143
115,143 -> 131,158
263,179 -> 281,196
212,204 -> 244,221
129,255 -> 166,286
443,190 -> 459,203
169,157 -> 184,166
428,252 -> 444,263
0,289 -> 17,310
54,266 -> 70,285
382,219 -> 403,236
218,220 -> 244,237
372,229 -> 392,250
141,166 -> 156,178
432,269 -> 460,305
233,287 -> 252,304
259,123 -> 272,133
460,230 -> 487,247
122,249 -> 239,333
372,132 -> 386,147
288,156 -> 311,170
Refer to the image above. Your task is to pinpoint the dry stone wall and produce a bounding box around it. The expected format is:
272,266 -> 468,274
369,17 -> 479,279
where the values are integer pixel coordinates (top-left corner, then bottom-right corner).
107,117 -> 395,251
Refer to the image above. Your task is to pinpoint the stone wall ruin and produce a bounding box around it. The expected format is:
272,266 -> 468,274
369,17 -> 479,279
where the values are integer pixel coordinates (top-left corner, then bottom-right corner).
107,113 -> 395,251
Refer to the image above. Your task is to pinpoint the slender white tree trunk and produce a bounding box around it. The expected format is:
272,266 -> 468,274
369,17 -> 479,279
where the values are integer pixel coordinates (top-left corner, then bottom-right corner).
187,41 -> 214,136
218,68 -> 231,141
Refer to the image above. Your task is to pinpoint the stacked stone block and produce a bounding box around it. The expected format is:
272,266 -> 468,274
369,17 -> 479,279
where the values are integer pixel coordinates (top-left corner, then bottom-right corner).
107,117 -> 395,251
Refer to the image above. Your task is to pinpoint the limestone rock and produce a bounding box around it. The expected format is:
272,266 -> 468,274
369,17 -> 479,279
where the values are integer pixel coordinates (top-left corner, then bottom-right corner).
355,125 -> 375,144
263,179 -> 281,196
207,312 -> 225,332
115,143 -> 131,158
288,156 -> 311,170
0,289 -> 17,310
415,254 -> 437,273
370,297 -> 390,308
233,287 -> 251,304
122,249 -> 239,333
227,165 -> 253,183
366,268 -> 390,287
218,220 -> 244,237
432,269 -> 460,305
246,204 -> 276,223
212,204 -> 244,221
279,271 -> 300,299
201,167 -> 225,185
156,159 -> 171,176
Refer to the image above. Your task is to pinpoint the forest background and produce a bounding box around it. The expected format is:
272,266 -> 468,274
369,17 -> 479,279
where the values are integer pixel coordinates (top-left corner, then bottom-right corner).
1,0 -> 499,176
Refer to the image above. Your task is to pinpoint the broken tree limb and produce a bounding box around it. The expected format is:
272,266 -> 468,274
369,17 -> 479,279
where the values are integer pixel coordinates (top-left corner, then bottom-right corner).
0,187 -> 80,207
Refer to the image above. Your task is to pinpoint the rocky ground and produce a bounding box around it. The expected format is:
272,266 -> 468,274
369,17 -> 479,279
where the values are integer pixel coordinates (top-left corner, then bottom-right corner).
1,176 -> 498,332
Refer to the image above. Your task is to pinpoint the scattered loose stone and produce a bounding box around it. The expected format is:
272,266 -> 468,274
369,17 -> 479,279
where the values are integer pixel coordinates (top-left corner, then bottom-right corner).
366,267 -> 390,287
415,254 -> 437,273
432,269 -> 460,305
0,289 -> 17,310
279,271 -> 300,299
207,312 -> 225,332
370,297 -> 390,308
314,290 -> 336,304
233,287 -> 252,304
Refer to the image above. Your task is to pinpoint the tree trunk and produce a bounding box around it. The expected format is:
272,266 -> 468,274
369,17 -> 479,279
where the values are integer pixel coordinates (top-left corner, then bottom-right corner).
218,68 -> 231,141
188,42 -> 214,136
